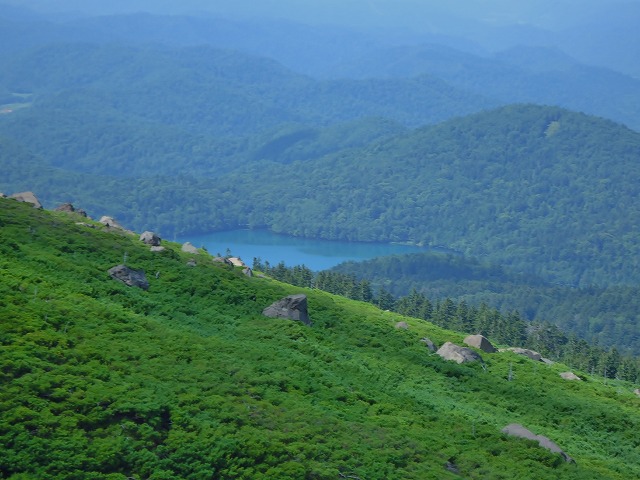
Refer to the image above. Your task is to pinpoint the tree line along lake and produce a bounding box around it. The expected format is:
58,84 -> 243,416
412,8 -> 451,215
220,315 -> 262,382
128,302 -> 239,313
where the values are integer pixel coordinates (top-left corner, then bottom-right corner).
177,229 -> 428,271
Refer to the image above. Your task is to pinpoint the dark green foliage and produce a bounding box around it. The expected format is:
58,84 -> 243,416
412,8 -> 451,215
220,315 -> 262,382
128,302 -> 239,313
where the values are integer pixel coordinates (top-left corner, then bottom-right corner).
332,251 -> 640,355
3,199 -> 640,479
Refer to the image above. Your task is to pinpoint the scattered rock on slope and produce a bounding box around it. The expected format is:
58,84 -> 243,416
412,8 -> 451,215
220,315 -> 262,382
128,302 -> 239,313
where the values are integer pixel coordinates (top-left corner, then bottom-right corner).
181,242 -> 199,254
140,231 -> 161,246
9,191 -> 42,208
464,334 -> 497,353
55,203 -> 88,217
501,347 -> 543,362
502,423 -> 574,463
263,294 -> 311,326
99,216 -> 130,232
560,372 -> 582,381
436,342 -> 483,364
108,265 -> 149,290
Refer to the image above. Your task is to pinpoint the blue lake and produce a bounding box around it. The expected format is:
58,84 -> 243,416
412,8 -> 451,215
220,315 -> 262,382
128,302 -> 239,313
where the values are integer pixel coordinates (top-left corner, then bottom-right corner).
178,229 -> 426,271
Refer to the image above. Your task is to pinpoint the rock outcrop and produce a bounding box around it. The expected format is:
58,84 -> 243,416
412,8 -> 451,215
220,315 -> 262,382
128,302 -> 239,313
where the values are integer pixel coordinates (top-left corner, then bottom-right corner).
150,246 -> 166,253
108,265 -> 149,290
436,342 -> 483,364
140,231 -> 161,246
463,334 -> 497,353
560,372 -> 581,381
501,347 -> 543,362
181,242 -> 199,254
242,267 -> 253,277
9,191 -> 42,209
55,203 -> 88,217
228,257 -> 245,267
395,321 -> 409,330
99,216 -> 129,232
263,294 -> 311,326
502,424 -> 574,463
212,257 -> 234,267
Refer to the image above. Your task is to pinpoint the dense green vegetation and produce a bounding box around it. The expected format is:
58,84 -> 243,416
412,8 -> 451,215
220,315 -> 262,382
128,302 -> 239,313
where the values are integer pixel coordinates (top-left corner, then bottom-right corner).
3,102 -> 640,287
331,252 -> 640,355
2,9 -> 640,377
227,105 -> 640,286
3,199 -> 640,479
256,259 -> 640,380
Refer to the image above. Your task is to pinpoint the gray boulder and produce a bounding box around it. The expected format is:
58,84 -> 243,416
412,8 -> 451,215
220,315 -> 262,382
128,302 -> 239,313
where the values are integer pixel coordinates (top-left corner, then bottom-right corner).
108,265 -> 149,290
502,423 -> 574,463
99,216 -> 130,232
9,191 -> 42,208
436,342 -> 483,364
55,203 -> 88,217
181,242 -> 199,254
213,257 -> 234,267
502,347 -> 543,362
464,334 -> 497,353
395,321 -> 409,330
140,231 -> 161,246
150,246 -> 166,253
242,267 -> 253,277
263,294 -> 311,326
560,372 -> 581,381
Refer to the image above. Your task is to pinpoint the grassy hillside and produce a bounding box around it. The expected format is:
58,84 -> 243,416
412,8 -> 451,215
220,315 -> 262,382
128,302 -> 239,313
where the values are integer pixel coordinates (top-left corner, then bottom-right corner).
331,252 -> 640,355
1,199 -> 640,479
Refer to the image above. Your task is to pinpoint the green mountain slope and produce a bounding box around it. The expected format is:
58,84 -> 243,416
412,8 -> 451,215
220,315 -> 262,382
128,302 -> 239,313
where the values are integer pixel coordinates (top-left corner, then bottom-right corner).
2,198 -> 640,479
331,252 -> 640,355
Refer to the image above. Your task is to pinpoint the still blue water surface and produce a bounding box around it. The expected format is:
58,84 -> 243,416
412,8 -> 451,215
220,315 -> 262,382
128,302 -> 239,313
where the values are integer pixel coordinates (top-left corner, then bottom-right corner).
178,229 -> 425,271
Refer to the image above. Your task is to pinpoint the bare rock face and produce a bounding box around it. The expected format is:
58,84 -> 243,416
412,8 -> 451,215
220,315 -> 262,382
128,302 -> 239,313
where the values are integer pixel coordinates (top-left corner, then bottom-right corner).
108,265 -> 149,290
436,342 -> 483,364
395,321 -> 409,330
502,347 -> 543,362
150,246 -> 166,253
9,191 -> 42,208
140,231 -> 161,246
212,257 -> 234,267
263,294 -> 311,326
560,372 -> 582,381
242,267 -> 253,277
181,242 -> 199,254
55,203 -> 88,217
228,257 -> 245,267
420,337 -> 437,352
502,424 -> 574,463
100,216 -> 126,230
463,334 -> 497,353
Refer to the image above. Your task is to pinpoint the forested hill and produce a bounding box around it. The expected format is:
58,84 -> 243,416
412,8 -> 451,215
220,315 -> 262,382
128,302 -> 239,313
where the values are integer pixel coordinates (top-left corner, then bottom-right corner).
2,198 -> 640,479
225,104 -> 640,287
2,101 -> 639,287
